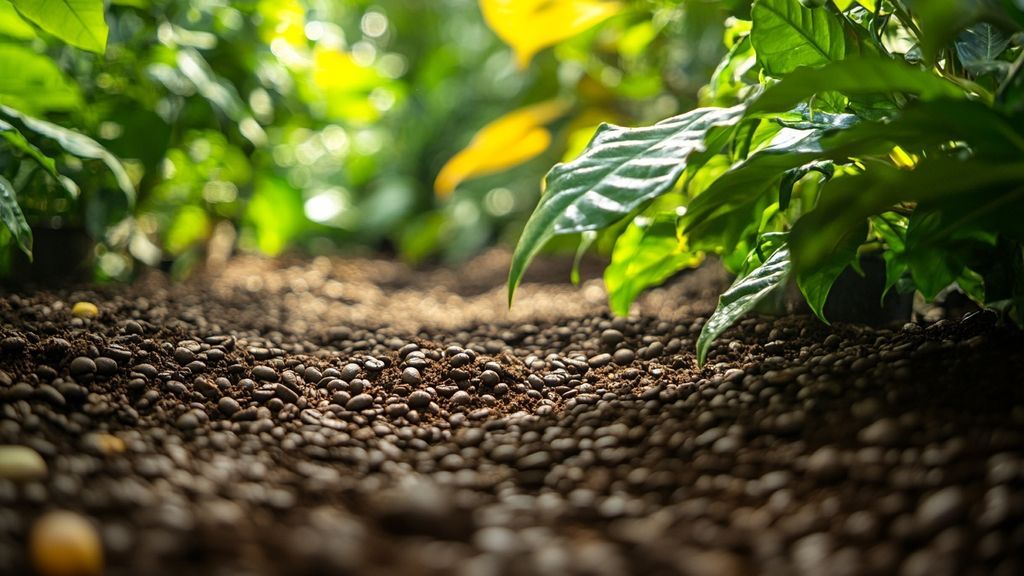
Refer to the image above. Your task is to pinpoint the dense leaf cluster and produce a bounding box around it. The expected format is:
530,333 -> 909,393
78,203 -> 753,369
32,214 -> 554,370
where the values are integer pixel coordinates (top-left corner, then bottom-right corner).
511,0 -> 1024,363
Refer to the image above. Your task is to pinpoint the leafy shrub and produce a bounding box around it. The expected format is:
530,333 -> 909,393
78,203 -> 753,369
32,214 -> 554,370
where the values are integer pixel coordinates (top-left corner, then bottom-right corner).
509,0 -> 1024,364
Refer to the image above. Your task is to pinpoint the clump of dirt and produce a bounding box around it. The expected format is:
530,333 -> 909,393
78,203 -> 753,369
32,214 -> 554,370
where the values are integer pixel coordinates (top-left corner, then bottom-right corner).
1,251 -> 1022,576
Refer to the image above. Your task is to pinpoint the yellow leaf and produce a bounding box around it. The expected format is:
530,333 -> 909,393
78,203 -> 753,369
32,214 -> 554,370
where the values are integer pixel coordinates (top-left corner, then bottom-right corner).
435,100 -> 570,198
889,146 -> 919,169
480,0 -> 623,68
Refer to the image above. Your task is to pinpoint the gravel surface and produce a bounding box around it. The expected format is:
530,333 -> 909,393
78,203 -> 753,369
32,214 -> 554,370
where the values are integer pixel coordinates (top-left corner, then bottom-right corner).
1,250 -> 1023,576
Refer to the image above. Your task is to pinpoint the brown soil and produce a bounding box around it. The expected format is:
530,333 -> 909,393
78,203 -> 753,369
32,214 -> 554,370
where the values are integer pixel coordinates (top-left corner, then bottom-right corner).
1,250 -> 1022,576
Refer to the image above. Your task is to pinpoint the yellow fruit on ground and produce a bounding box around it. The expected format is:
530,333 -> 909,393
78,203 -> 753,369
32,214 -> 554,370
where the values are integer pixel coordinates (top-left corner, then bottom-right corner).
30,511 -> 104,576
0,445 -> 47,481
71,302 -> 100,319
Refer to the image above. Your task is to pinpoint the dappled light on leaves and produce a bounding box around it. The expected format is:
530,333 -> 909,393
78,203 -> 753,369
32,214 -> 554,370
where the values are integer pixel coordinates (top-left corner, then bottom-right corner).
434,100 -> 570,198
479,0 -> 623,68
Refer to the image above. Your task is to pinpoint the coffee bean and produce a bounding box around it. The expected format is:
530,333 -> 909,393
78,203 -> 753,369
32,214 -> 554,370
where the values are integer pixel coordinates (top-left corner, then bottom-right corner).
133,363 -> 158,379
69,357 -> 96,376
402,367 -> 421,385
275,384 -> 299,404
1,336 -> 26,353
341,363 -> 360,381
480,370 -> 500,387
173,347 -> 195,365
599,328 -> 623,346
588,353 -> 612,368
92,357 -> 117,376
217,397 -> 240,416
612,348 -> 635,365
346,394 -> 373,411
252,366 -> 279,382
175,411 -> 200,431
450,391 -> 470,407
408,390 -> 431,410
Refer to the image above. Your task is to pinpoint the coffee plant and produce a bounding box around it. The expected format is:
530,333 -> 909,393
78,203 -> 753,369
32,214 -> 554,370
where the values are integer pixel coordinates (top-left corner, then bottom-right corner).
509,0 -> 1024,364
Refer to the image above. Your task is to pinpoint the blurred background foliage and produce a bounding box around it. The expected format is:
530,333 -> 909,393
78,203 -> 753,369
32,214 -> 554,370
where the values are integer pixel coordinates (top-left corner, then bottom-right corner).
0,0 -> 750,282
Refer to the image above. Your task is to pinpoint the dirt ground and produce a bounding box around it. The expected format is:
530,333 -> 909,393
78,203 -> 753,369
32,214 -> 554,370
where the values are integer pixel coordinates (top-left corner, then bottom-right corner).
1,250 -> 1023,576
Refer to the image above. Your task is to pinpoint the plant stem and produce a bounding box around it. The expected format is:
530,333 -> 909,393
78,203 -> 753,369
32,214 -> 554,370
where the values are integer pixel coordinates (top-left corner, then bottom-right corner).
890,0 -> 923,41
997,50 -> 1024,103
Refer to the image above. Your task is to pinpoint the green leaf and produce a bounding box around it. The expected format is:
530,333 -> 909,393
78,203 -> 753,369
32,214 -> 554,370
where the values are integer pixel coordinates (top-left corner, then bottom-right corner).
508,105 -> 746,305
0,43 -> 80,114
0,175 -> 32,258
176,48 -> 266,147
834,0 -> 877,10
905,209 -> 988,300
701,36 -> 758,107
907,0 -> 978,64
748,58 -> 965,115
0,105 -> 135,205
779,159 -> 834,210
10,0 -> 108,54
750,0 -> 852,76
871,214 -> 910,298
790,160 -> 1024,276
0,120 -> 77,198
956,23 -> 1012,77
697,245 -> 791,366
684,126 -> 835,236
0,119 -> 57,177
604,214 -> 703,315
0,2 -> 36,39
245,175 -> 305,256
796,220 -> 867,322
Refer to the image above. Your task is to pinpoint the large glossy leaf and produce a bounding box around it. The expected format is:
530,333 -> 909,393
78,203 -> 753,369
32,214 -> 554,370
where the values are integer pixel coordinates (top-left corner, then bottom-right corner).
697,245 -> 791,365
604,214 -> 703,315
10,0 -> 108,53
0,118 -> 78,198
796,220 -> 867,322
0,175 -> 32,258
0,2 -> 36,39
834,0 -> 878,10
0,43 -> 80,114
684,126 -> 839,235
0,105 -> 134,205
0,119 -> 57,176
480,0 -> 622,68
907,0 -> 979,63
956,23 -> 1012,77
750,0 -> 851,76
748,58 -> 965,115
905,208 -> 1000,300
790,160 -> 1024,275
508,105 -> 746,304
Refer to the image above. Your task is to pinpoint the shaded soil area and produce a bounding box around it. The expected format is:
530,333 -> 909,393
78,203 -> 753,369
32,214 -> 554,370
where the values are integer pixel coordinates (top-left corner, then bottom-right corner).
1,250 -> 1023,576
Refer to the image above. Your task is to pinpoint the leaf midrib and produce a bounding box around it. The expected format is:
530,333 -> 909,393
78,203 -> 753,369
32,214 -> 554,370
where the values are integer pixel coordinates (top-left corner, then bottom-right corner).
759,1 -> 833,62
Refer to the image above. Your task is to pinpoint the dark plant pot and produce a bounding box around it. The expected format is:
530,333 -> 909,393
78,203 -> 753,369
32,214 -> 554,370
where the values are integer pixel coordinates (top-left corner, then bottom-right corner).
10,226 -> 95,286
819,257 -> 913,326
